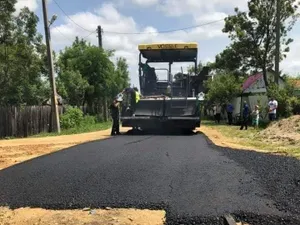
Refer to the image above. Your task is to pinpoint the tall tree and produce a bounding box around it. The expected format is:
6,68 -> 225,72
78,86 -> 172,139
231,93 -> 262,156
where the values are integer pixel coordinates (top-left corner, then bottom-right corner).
57,70 -> 89,106
57,37 -> 122,111
110,57 -> 130,95
215,0 -> 299,86
0,2 -> 49,105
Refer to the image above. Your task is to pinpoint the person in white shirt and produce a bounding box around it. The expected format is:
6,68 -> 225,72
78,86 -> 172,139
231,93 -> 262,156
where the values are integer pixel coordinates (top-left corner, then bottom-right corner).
213,104 -> 221,124
268,97 -> 278,121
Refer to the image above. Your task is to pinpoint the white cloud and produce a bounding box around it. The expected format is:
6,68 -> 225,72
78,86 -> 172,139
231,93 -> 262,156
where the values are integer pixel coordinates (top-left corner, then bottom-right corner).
15,0 -> 39,14
131,0 -> 159,7
158,0 -> 247,17
281,37 -> 300,76
51,3 -> 228,86
50,1 -> 300,88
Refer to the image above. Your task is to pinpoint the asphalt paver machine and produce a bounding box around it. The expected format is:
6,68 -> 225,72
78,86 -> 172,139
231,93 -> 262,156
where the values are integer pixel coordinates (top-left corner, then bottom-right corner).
120,42 -> 206,131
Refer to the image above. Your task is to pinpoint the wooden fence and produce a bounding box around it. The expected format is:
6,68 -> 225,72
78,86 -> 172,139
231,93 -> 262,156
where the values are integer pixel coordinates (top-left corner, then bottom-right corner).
0,105 -> 98,138
0,106 -> 60,138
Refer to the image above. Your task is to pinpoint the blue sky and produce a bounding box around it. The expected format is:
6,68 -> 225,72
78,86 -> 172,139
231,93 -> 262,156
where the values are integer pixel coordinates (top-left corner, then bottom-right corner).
15,0 -> 300,87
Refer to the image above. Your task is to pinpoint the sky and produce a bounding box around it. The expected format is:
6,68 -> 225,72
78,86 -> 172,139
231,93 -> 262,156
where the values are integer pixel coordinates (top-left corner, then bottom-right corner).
15,0 -> 300,87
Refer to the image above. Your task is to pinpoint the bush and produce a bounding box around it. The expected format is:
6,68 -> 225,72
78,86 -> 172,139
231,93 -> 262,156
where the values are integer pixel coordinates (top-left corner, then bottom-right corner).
267,83 -> 293,118
82,115 -> 96,125
60,106 -> 84,129
288,96 -> 300,115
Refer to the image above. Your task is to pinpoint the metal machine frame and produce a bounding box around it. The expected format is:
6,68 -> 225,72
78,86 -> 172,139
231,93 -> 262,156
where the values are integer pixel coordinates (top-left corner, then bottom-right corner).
121,42 -> 201,131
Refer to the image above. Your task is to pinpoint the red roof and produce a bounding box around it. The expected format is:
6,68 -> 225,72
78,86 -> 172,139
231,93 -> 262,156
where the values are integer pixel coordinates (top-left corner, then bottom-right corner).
242,73 -> 263,90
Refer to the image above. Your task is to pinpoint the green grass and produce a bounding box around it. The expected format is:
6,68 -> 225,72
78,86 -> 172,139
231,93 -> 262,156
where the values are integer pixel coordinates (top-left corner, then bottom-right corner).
201,120 -> 300,158
32,121 -> 112,138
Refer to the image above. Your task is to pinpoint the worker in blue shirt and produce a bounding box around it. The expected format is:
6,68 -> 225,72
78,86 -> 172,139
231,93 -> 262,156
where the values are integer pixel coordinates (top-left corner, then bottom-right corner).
226,103 -> 234,125
240,101 -> 249,130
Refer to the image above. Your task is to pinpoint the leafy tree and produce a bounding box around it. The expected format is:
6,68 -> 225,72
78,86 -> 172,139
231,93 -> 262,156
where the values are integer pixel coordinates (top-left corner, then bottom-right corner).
0,2 -> 49,105
57,70 -> 89,106
204,72 -> 243,104
187,62 -> 203,75
215,0 -> 299,86
0,0 -> 16,44
110,57 -> 130,96
57,37 -> 130,118
174,72 -> 184,81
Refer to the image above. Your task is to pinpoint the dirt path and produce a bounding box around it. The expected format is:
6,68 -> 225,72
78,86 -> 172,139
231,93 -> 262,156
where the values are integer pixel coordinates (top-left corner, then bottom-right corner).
0,207 -> 165,225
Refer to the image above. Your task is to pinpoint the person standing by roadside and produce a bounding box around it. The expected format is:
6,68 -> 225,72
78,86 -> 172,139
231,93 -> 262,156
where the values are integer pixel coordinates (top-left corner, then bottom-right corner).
215,103 -> 222,124
226,102 -> 234,125
252,105 -> 260,129
268,97 -> 278,121
109,98 -> 121,136
240,101 -> 249,130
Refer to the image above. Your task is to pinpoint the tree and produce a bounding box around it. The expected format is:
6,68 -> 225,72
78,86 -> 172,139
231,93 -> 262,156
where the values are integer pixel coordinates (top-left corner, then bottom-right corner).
204,72 -> 243,104
0,0 -> 16,45
57,37 -> 130,114
215,0 -> 299,86
57,70 -> 89,106
187,61 -> 203,75
0,3 -> 49,105
110,57 -> 130,96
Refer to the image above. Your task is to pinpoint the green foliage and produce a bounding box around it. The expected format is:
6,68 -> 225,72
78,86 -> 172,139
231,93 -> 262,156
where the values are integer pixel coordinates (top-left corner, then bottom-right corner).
187,62 -> 203,75
60,106 -> 84,129
267,83 -> 294,117
57,37 -> 130,109
110,57 -> 130,97
81,115 -> 96,125
215,0 -> 299,81
204,73 -> 243,103
57,70 -> 89,106
0,2 -> 49,105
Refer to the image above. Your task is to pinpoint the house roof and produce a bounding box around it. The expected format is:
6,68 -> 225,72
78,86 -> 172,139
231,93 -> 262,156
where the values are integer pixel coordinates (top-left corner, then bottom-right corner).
242,73 -> 263,90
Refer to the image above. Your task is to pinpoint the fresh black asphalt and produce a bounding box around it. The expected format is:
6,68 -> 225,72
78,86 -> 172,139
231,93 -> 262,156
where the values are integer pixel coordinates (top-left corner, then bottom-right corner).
0,132 -> 300,224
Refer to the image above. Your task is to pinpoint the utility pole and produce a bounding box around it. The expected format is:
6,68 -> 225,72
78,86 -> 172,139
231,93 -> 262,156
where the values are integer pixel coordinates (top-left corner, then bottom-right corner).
275,0 -> 281,85
97,26 -> 108,121
42,0 -> 61,133
97,26 -> 102,48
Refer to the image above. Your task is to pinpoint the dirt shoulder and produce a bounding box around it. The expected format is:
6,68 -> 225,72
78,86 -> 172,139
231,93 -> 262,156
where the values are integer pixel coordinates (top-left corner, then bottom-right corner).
199,121 -> 300,158
0,207 -> 165,225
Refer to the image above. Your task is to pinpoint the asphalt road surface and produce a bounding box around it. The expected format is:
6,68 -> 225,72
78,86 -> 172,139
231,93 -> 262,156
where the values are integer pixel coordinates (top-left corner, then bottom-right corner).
1,132 -> 300,224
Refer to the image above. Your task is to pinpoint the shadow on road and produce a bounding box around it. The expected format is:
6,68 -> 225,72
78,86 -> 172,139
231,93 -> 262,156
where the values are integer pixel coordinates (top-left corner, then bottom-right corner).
123,128 -> 201,136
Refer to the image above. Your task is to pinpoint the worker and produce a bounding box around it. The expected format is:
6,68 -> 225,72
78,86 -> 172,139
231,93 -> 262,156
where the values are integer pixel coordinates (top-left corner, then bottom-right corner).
133,87 -> 141,104
109,98 -> 121,136
124,87 -> 136,114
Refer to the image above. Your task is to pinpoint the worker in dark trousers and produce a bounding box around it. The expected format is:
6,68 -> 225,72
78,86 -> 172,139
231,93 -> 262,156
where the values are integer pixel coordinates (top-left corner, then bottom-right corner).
240,101 -> 249,130
109,98 -> 121,136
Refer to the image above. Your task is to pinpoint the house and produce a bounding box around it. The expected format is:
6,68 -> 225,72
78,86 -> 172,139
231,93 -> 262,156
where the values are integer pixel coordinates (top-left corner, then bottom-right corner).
232,70 -> 286,122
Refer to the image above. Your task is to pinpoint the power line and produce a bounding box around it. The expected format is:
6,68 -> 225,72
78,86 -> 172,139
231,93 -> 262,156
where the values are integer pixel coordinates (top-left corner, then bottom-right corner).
83,29 -> 97,39
53,26 -> 73,43
53,0 -> 94,33
52,0 -> 225,35
103,19 -> 225,35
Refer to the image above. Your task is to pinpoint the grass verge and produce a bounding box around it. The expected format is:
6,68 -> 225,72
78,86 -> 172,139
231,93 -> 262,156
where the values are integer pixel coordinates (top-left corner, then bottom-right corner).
33,121 -> 112,137
200,120 -> 300,158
